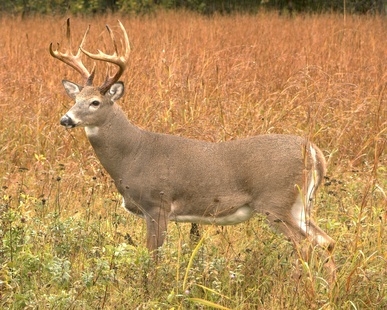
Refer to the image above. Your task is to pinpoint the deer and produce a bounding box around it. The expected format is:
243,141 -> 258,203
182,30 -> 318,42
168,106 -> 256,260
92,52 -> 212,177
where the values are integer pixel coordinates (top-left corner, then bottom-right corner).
50,19 -> 336,280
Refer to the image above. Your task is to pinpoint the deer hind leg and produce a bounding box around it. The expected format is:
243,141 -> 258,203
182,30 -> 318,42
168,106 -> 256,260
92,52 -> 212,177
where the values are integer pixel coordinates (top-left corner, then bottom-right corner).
304,219 -> 336,282
287,194 -> 336,282
269,216 -> 336,283
265,198 -> 335,282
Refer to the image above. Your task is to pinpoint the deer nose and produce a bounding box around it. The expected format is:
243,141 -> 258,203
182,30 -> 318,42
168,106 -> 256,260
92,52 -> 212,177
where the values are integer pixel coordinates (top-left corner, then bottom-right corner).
60,114 -> 76,128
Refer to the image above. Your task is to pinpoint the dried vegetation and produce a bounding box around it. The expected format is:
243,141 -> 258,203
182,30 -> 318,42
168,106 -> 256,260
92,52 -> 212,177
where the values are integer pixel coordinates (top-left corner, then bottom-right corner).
0,11 -> 386,309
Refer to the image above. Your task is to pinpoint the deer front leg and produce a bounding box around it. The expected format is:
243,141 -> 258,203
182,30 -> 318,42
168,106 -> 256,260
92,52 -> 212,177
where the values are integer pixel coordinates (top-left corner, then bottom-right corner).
145,208 -> 168,253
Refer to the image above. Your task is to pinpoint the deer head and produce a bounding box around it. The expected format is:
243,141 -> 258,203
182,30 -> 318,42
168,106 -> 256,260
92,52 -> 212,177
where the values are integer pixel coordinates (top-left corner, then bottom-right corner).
50,19 -> 130,129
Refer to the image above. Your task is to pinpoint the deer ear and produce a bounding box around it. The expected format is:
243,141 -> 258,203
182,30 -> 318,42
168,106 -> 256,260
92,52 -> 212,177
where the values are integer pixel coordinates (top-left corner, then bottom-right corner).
62,80 -> 82,99
107,82 -> 124,101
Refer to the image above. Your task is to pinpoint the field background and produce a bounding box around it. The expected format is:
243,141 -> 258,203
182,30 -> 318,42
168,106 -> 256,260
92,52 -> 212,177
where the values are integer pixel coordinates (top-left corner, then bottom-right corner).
0,11 -> 387,309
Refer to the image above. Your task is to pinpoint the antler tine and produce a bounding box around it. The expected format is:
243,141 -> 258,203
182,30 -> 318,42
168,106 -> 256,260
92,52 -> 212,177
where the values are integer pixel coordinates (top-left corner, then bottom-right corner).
80,20 -> 131,94
49,18 -> 94,85
106,24 -> 119,55
66,18 -> 74,51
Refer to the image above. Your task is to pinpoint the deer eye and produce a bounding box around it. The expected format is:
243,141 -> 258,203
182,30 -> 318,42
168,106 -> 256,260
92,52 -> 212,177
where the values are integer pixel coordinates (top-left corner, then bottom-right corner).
91,100 -> 100,107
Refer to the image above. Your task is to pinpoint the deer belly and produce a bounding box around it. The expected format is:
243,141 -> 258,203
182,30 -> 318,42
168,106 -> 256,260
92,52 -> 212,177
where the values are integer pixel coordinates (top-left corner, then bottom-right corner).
170,204 -> 254,225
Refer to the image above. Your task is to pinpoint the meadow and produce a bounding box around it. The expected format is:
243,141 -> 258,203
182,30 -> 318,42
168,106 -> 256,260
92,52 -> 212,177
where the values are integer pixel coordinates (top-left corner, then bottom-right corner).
0,11 -> 386,309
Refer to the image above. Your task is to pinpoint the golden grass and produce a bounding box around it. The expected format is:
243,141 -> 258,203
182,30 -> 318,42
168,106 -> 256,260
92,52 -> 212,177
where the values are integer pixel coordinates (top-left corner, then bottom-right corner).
0,11 -> 386,309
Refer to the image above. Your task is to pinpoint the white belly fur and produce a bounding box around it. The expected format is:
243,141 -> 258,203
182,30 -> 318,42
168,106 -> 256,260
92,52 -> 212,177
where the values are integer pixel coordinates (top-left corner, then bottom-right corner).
170,205 -> 254,225
123,196 -> 254,225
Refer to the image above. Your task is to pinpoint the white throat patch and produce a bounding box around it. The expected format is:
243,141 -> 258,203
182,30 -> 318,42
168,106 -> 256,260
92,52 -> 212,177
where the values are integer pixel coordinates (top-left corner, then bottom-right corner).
85,126 -> 99,137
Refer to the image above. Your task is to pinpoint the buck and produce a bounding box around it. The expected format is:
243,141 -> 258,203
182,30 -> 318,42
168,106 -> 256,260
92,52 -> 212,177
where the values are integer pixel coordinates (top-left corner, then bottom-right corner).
50,19 -> 336,278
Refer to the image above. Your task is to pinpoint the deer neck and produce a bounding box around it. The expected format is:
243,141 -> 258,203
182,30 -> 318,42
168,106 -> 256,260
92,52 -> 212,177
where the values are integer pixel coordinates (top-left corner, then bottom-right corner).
85,104 -> 143,181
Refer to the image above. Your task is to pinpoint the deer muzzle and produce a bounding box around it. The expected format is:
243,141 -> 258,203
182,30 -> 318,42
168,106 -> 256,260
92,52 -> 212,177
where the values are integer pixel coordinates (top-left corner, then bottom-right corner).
60,114 -> 76,128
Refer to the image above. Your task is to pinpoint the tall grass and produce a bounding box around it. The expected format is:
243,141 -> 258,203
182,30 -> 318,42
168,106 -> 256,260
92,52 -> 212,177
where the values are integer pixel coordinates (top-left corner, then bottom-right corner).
0,11 -> 386,309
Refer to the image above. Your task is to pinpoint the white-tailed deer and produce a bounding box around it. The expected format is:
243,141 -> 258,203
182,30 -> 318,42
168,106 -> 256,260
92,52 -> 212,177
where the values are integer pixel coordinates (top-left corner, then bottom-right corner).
50,19 -> 335,279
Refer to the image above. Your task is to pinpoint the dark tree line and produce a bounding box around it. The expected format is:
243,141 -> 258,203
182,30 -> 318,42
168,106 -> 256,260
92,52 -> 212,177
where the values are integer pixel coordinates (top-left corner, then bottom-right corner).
0,0 -> 386,15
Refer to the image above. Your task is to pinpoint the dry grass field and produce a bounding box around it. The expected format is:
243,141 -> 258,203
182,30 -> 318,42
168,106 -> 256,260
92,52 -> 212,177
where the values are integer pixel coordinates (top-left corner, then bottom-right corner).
0,11 -> 386,309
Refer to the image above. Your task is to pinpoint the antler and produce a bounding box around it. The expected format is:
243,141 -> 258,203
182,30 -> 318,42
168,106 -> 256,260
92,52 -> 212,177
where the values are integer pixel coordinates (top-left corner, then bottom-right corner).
49,18 -> 95,86
80,20 -> 131,94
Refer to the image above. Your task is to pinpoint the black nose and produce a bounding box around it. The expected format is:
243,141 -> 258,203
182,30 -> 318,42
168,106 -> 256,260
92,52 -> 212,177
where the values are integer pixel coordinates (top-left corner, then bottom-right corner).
60,114 -> 75,128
